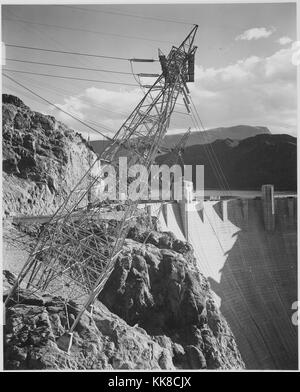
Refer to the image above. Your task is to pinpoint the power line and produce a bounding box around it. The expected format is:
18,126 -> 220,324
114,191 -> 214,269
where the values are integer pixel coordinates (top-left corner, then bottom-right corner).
4,68 -> 131,119
3,68 -> 139,86
5,10 -> 128,85
62,5 -> 193,26
4,17 -> 172,44
6,58 -> 135,76
5,74 -> 125,134
5,44 -> 157,62
2,73 -> 149,164
2,73 -> 114,141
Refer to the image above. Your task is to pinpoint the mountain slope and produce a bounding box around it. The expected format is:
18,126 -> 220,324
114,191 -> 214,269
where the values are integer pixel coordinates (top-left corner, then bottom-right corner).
157,134 -> 297,190
90,125 -> 271,156
161,125 -> 271,148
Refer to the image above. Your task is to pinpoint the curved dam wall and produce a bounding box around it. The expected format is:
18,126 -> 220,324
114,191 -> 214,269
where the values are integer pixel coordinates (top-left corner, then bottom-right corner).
158,196 -> 298,369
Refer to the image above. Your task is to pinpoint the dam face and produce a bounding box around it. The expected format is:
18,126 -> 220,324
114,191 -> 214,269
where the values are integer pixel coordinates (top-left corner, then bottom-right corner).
159,196 -> 298,369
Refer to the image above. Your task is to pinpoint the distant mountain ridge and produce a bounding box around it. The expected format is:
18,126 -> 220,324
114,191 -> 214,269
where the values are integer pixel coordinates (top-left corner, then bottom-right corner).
90,125 -> 296,190
160,125 -> 271,148
156,133 -> 297,191
90,125 -> 271,155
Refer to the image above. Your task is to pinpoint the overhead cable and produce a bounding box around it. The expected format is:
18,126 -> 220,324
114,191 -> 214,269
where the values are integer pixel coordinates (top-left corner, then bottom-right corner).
4,68 -> 138,86
5,44 -> 157,62
6,58 -> 135,75
4,17 -> 172,44
2,73 -> 114,141
63,5 -> 193,26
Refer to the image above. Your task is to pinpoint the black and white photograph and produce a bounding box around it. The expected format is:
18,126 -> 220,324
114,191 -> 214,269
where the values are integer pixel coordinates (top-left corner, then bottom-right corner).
0,0 -> 298,373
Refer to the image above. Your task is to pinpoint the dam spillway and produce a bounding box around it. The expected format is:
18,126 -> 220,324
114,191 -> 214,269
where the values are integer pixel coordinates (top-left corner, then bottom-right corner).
158,194 -> 298,369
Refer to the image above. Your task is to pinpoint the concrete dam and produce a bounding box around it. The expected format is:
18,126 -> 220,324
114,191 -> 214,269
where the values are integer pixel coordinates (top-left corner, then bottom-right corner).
157,186 -> 298,369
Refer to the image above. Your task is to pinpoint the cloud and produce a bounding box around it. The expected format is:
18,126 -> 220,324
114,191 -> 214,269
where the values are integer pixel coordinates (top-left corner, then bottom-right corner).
236,27 -> 275,41
50,45 -> 296,140
189,45 -> 296,135
50,87 -> 143,140
277,36 -> 293,45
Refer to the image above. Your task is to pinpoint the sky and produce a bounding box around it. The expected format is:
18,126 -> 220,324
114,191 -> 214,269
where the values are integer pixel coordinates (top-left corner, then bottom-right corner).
1,2 -> 297,140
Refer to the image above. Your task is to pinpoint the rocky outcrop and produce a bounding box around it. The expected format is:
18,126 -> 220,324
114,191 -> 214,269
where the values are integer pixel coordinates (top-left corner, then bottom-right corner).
3,225 -> 245,370
99,229 -> 245,369
2,94 -> 245,370
3,273 -> 176,370
2,94 -> 96,216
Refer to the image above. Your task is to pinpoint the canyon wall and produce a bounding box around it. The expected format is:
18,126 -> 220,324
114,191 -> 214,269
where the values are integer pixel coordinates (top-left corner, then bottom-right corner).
2,94 -> 97,217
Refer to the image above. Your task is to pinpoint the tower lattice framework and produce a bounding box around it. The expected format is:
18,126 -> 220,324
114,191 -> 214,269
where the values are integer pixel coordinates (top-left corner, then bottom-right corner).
5,26 -> 198,331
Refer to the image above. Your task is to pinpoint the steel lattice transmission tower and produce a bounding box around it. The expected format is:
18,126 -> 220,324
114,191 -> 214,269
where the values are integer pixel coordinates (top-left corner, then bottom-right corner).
158,128 -> 191,166
5,25 -> 198,333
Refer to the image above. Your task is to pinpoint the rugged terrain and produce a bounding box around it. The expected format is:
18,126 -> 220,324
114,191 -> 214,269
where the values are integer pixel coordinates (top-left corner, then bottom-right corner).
3,225 -> 245,370
2,94 -> 96,217
2,95 -> 245,370
157,134 -> 297,190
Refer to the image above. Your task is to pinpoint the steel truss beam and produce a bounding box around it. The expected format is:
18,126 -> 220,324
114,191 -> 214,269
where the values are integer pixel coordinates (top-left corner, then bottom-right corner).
5,25 -> 198,333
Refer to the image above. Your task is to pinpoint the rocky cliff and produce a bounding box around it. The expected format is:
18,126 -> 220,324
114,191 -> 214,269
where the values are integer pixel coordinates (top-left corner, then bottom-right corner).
3,226 -> 245,370
2,95 -> 245,370
2,94 -> 96,217
4,271 -> 176,370
100,228 -> 244,369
